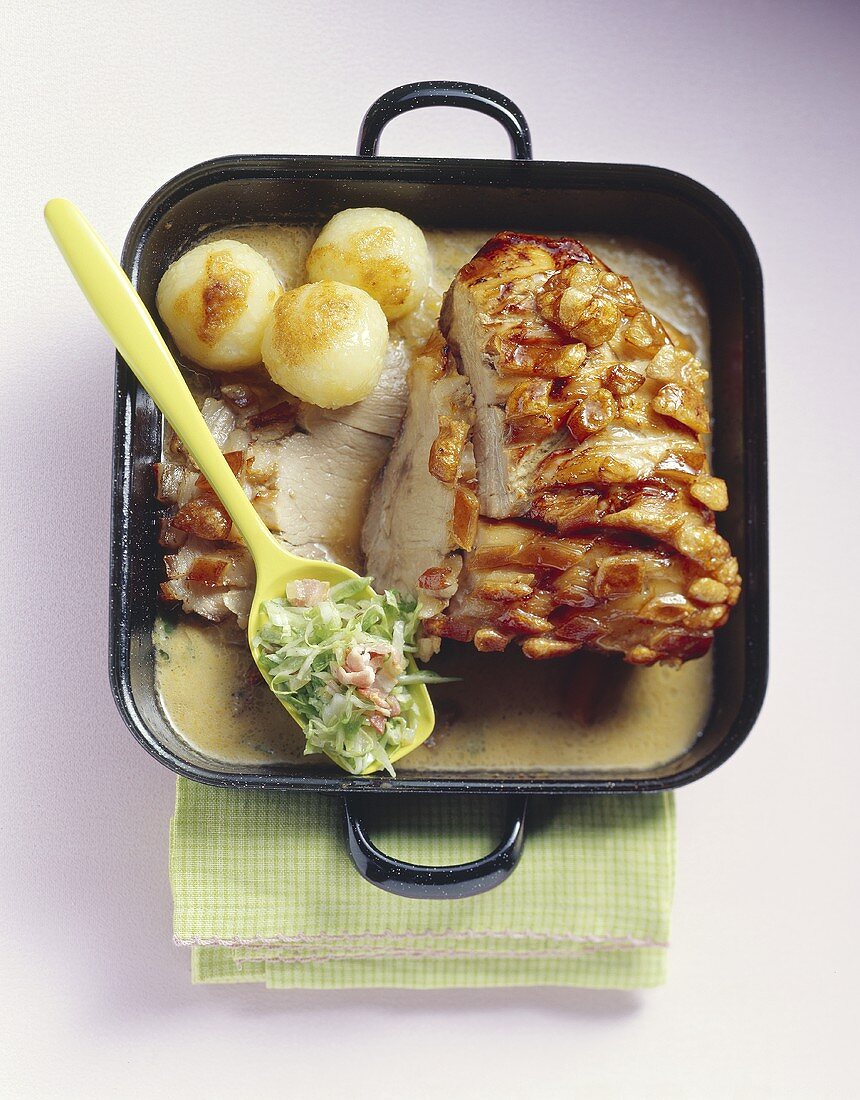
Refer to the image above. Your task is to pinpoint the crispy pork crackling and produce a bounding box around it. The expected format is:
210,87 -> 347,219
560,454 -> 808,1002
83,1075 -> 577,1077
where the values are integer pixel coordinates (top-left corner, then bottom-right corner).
364,232 -> 740,665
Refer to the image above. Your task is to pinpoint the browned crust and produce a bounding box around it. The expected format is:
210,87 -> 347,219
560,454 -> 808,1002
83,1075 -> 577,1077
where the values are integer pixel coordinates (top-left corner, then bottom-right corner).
430,232 -> 741,664
174,249 -> 251,346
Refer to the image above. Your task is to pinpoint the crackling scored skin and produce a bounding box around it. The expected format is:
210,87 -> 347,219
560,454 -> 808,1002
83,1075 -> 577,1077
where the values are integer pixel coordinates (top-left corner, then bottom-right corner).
374,232 -> 741,665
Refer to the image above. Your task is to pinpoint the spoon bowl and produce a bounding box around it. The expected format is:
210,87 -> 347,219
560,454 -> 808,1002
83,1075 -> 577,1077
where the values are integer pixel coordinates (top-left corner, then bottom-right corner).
45,198 -> 434,774
247,544 -> 434,773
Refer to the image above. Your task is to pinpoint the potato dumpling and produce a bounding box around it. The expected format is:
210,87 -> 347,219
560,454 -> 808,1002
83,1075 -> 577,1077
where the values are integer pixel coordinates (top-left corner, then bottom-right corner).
306,208 -> 431,321
261,281 -> 388,408
156,239 -> 281,371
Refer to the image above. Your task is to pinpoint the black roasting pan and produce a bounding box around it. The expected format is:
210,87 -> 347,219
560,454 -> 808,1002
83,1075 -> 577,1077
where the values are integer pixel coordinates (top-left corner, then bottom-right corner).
109,82 -> 768,898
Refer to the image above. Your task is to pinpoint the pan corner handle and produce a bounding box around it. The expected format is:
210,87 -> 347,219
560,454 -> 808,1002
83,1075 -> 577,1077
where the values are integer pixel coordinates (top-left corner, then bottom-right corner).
357,81 -> 532,161
342,793 -> 529,900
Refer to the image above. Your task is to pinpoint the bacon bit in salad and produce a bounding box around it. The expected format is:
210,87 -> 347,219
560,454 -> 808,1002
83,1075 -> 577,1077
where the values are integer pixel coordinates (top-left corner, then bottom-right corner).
368,713 -> 387,734
334,664 -> 375,689
333,643 -> 406,705
254,576 -> 450,776
285,579 -> 331,606
375,653 -> 405,692
360,686 -> 401,718
345,646 -> 371,673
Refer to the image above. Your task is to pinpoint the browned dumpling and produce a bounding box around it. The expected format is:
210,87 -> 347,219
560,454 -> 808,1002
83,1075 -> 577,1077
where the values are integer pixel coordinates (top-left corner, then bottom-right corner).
307,208 -> 431,321
261,281 -> 388,408
156,240 -> 281,371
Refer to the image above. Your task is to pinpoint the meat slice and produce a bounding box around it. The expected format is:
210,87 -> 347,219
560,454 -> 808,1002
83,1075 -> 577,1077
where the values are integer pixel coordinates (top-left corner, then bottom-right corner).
252,416 -> 389,570
440,233 -> 596,518
362,331 -> 476,635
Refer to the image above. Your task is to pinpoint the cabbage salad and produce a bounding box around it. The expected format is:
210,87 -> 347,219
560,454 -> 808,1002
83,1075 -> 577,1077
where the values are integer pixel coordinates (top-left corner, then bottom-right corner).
253,577 -> 445,775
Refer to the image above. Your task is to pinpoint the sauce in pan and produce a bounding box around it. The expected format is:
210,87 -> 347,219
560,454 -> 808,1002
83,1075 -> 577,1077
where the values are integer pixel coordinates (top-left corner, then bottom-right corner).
155,225 -> 713,772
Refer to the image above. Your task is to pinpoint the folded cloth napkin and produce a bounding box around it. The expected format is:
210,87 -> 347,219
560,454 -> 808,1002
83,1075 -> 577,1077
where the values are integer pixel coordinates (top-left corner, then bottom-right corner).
170,778 -> 675,989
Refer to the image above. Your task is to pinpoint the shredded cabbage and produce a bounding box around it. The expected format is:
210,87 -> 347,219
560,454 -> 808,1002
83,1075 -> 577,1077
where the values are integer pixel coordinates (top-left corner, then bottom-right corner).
253,577 -> 446,776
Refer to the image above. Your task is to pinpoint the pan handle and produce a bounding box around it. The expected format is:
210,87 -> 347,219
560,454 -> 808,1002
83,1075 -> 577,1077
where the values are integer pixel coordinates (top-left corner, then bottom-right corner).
358,81 -> 533,161
342,794 -> 528,900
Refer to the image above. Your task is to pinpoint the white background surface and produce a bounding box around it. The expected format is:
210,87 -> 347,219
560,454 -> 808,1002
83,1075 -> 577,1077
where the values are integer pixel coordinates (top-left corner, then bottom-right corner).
3,1 -> 858,1096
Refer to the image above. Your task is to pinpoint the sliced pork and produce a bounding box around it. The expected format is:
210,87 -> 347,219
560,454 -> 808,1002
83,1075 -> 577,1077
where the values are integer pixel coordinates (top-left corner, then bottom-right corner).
156,383 -> 392,626
252,416 -> 389,567
362,332 -> 476,644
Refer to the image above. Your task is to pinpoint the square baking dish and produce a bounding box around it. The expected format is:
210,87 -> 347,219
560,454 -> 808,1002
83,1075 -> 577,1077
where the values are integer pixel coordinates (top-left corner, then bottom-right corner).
109,83 -> 768,806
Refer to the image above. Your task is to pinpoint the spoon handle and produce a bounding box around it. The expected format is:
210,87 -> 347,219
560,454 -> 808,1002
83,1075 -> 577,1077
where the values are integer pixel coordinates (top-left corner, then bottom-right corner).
45,198 -> 290,572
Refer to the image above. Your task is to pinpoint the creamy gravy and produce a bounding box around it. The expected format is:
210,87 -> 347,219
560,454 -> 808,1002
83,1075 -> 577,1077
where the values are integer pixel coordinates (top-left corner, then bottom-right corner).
154,223 -> 714,773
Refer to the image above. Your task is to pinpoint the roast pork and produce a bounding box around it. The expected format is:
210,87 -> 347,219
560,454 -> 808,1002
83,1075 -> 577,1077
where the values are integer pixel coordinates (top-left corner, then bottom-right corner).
362,332 -> 477,648
365,232 -> 740,665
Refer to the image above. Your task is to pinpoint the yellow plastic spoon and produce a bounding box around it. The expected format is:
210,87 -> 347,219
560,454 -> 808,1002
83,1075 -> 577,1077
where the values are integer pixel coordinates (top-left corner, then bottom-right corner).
45,197 -> 434,775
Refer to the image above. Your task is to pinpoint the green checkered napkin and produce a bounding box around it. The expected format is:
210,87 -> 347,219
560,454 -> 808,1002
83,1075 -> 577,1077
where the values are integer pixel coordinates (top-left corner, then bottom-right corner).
170,778 -> 675,989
